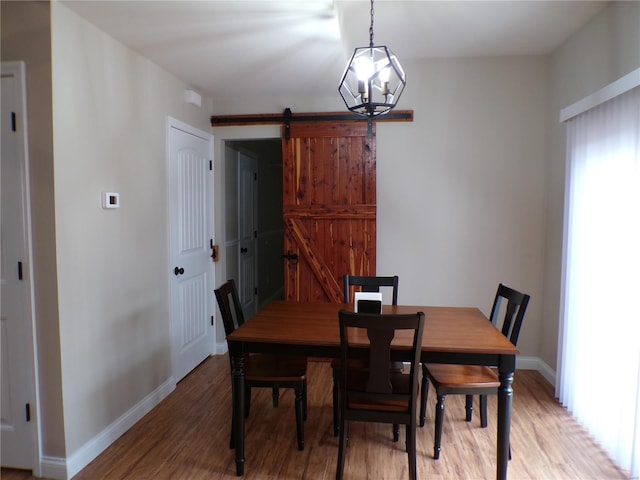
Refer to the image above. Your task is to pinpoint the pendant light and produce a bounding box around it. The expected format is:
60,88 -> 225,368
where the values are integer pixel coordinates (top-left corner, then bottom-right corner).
338,0 -> 406,135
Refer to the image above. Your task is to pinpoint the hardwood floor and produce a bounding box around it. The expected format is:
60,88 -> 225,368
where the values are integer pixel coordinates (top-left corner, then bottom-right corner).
2,355 -> 628,479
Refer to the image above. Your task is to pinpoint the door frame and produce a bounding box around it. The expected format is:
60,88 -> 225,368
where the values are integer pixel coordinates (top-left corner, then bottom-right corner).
166,117 -> 215,382
0,61 -> 41,474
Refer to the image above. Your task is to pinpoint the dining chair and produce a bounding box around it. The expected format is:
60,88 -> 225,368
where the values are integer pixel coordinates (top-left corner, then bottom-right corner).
335,309 -> 425,480
343,274 -> 399,306
214,279 -> 308,451
419,283 -> 530,460
332,275 -> 402,439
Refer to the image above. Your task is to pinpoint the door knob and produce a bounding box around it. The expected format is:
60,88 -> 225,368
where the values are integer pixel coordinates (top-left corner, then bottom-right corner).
240,247 -> 248,253
174,267 -> 185,276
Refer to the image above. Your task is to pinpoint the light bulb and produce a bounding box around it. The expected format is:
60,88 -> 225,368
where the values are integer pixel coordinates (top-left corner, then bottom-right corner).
355,55 -> 374,82
378,66 -> 390,83
379,66 -> 390,96
354,55 -> 373,99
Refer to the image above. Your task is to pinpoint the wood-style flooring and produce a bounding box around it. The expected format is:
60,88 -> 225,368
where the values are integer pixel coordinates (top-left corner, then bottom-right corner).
2,355 -> 629,479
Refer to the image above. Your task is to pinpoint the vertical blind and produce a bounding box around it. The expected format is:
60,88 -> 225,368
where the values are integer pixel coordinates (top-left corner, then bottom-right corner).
558,85 -> 640,478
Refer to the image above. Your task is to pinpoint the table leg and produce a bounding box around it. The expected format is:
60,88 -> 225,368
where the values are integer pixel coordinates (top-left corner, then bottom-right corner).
231,353 -> 246,476
497,355 -> 515,480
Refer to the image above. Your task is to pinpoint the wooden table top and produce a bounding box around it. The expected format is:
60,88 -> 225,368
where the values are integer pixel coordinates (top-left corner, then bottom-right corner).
227,301 -> 519,356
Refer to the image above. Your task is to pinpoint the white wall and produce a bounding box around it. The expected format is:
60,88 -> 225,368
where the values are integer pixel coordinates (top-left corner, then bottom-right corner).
213,56 -> 549,360
377,57 -> 548,360
50,1 -> 212,468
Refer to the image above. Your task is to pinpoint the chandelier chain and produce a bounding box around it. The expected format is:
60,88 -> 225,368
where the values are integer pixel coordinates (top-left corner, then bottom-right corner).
369,0 -> 374,47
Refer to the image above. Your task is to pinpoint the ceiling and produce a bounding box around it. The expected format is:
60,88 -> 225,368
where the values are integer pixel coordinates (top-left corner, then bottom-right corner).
60,0 -> 609,99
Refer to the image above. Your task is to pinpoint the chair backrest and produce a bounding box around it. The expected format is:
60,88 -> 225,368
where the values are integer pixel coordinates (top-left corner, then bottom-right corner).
488,283 -> 530,346
343,275 -> 399,305
338,310 -> 424,404
214,279 -> 245,337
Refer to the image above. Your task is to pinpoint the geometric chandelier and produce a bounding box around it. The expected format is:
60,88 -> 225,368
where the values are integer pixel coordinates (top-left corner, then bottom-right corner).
338,0 -> 406,129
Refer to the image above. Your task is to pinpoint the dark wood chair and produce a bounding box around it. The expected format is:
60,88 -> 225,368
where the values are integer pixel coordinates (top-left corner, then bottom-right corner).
419,283 -> 530,459
335,310 -> 425,480
332,275 -> 401,439
214,279 -> 308,451
343,274 -> 399,306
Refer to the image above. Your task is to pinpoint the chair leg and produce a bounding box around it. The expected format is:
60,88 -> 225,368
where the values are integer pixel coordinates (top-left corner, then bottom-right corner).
303,381 -> 308,421
465,394 -> 473,422
419,373 -> 428,427
333,373 -> 340,436
272,387 -> 279,407
229,380 -> 236,449
407,421 -> 417,480
480,394 -> 488,428
295,387 -> 305,451
336,418 -> 347,480
434,394 -> 446,460
393,424 -> 400,442
244,386 -> 252,418
405,424 -> 409,452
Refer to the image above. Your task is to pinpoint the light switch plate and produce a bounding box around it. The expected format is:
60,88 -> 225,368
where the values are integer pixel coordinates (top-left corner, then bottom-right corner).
102,192 -> 120,209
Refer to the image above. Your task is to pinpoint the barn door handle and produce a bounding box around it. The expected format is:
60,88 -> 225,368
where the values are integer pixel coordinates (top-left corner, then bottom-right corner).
174,267 -> 185,276
281,251 -> 299,264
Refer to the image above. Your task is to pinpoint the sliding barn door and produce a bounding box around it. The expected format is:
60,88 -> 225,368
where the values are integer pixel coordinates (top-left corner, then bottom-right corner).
282,122 -> 376,302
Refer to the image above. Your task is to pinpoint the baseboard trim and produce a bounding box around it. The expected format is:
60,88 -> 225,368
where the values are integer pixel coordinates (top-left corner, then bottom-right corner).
516,355 -> 539,370
40,455 -> 67,480
517,355 -> 556,385
61,376 -> 175,480
216,341 -> 228,355
535,358 -> 557,386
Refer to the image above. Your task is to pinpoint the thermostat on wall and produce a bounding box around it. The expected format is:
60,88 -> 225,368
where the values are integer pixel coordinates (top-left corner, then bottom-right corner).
102,192 -> 120,209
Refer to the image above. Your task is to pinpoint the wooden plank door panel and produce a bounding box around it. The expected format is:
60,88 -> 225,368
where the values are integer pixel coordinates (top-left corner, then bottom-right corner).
282,122 -> 376,302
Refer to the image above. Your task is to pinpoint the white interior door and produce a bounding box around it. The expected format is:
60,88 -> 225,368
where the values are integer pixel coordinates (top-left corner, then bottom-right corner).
168,119 -> 215,382
238,152 -> 257,319
1,62 -> 38,470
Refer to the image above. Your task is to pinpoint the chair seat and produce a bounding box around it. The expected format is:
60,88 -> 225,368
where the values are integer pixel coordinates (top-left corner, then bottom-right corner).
245,354 -> 307,382
347,372 -> 412,412
331,358 -> 404,439
348,397 -> 411,412
425,363 -> 500,390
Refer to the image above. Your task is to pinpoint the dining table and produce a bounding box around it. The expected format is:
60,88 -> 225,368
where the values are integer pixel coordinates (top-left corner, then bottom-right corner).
226,301 -> 520,479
